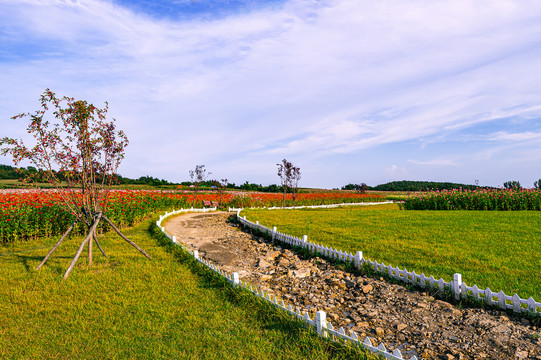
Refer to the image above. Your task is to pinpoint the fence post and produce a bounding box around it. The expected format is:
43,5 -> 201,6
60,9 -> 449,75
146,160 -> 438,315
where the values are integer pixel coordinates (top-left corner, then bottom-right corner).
232,272 -> 240,287
272,226 -> 277,241
256,221 -> 259,225
354,251 -> 363,268
315,311 -> 328,338
302,235 -> 308,247
512,294 -> 522,313
193,250 -> 199,260
453,273 -> 462,300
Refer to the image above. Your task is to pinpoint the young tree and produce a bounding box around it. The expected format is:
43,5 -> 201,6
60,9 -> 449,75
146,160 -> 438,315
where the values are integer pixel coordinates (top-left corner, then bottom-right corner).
534,179 -> 541,190
189,165 -> 210,207
0,89 -> 151,279
291,166 -> 301,208
213,178 -> 228,206
357,183 -> 367,194
277,159 -> 294,208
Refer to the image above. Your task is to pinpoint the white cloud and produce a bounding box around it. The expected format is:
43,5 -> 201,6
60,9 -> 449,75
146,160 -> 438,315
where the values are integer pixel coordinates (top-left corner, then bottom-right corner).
486,131 -> 541,142
2,0 -> 541,187
385,165 -> 408,179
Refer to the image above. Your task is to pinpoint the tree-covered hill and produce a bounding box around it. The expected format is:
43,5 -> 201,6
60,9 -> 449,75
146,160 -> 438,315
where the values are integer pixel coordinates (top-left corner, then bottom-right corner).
343,180 -> 482,192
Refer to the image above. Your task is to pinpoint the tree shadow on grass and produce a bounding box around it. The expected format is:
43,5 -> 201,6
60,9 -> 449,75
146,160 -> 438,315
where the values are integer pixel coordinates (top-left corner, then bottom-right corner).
14,254 -> 72,273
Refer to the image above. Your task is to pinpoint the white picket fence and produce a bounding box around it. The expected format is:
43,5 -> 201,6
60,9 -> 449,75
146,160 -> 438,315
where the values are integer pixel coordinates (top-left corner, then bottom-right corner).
236,211 -> 541,316
156,208 -> 419,360
228,201 -> 393,213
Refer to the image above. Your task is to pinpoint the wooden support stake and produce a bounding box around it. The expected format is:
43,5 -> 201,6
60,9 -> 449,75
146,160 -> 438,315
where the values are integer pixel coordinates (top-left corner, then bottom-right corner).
102,215 -> 152,260
88,226 -> 93,266
63,213 -> 103,280
93,232 -> 108,258
36,220 -> 77,271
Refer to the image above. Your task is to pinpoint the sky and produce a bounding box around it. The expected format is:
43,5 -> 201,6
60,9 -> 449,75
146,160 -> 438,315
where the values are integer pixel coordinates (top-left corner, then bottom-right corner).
1,0 -> 541,189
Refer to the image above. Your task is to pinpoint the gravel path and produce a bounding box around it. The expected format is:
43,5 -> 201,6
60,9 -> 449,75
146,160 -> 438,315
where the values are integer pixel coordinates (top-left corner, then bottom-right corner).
165,211 -> 541,360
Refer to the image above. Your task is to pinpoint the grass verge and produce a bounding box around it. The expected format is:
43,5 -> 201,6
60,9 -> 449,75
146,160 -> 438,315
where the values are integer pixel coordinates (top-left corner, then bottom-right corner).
0,215 -> 375,360
241,204 -> 541,300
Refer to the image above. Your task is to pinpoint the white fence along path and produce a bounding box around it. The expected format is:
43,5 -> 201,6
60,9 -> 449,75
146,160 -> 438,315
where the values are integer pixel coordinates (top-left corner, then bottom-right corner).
156,208 -> 419,360
227,201 -> 394,213
235,209 -> 541,316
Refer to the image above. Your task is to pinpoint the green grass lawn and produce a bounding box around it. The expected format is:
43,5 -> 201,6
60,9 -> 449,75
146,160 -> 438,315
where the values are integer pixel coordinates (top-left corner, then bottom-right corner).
242,204 -> 541,300
0,216 -> 373,360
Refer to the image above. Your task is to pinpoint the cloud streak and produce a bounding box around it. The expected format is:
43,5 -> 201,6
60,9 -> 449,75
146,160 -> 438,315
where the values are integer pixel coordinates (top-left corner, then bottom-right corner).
1,0 -> 541,187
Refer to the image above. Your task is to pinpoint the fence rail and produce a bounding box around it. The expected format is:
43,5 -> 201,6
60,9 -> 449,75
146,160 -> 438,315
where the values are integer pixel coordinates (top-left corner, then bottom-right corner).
236,211 -> 541,316
156,208 -> 419,360
228,201 -> 393,213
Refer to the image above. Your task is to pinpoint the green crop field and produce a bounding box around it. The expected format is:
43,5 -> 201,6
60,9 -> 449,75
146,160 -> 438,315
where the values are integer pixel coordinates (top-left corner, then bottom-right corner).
0,216 -> 372,360
242,204 -> 541,300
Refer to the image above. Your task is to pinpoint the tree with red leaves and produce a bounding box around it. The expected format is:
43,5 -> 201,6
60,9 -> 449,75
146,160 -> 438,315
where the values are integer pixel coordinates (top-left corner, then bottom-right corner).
0,89 -> 151,279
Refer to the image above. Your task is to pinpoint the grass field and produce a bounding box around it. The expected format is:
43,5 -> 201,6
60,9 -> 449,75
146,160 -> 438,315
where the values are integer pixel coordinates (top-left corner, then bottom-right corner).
0,216 -> 372,360
242,204 -> 541,300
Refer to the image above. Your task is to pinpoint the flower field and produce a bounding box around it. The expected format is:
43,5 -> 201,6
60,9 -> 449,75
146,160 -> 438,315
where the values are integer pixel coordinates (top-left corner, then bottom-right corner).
225,191 -> 383,208
0,190 -> 188,243
404,188 -> 541,210
0,190 -> 383,243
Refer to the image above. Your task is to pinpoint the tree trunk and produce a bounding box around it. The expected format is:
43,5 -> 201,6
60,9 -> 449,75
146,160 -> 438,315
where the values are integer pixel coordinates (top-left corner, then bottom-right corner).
191,188 -> 198,207
63,212 -> 103,279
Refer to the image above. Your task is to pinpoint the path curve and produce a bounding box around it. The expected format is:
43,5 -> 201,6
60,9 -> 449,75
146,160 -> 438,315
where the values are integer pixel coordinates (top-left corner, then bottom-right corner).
165,212 -> 541,360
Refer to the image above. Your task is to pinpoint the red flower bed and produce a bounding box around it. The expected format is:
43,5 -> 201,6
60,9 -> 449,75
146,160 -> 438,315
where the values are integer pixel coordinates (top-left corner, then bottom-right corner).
0,190 -> 383,243
403,188 -> 541,210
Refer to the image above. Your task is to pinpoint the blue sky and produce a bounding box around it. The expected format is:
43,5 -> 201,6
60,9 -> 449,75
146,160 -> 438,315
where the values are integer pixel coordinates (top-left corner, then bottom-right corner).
1,0 -> 541,188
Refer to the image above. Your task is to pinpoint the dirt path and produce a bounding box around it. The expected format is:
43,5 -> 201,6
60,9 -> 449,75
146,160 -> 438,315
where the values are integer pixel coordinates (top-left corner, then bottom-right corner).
165,212 -> 541,360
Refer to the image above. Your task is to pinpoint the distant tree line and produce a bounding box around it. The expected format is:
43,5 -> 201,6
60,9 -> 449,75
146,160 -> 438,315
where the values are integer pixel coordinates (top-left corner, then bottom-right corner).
0,164 -> 174,186
178,180 -> 286,193
0,164 -> 22,179
1,164 -> 295,191
342,180 -> 482,192
116,175 -> 173,186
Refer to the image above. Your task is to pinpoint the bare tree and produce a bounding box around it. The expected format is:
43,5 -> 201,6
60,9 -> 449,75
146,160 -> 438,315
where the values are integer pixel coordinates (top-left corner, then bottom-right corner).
189,165 -> 211,207
214,178 -> 228,206
358,183 -> 367,194
291,166 -> 301,207
0,89 -> 151,279
277,159 -> 294,208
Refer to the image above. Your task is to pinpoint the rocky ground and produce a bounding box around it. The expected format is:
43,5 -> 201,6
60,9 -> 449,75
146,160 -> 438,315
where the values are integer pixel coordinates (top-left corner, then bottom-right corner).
164,212 -> 541,360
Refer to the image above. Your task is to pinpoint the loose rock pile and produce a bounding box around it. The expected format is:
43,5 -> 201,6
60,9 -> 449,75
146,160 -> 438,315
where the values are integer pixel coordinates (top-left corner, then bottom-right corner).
164,212 -> 541,360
